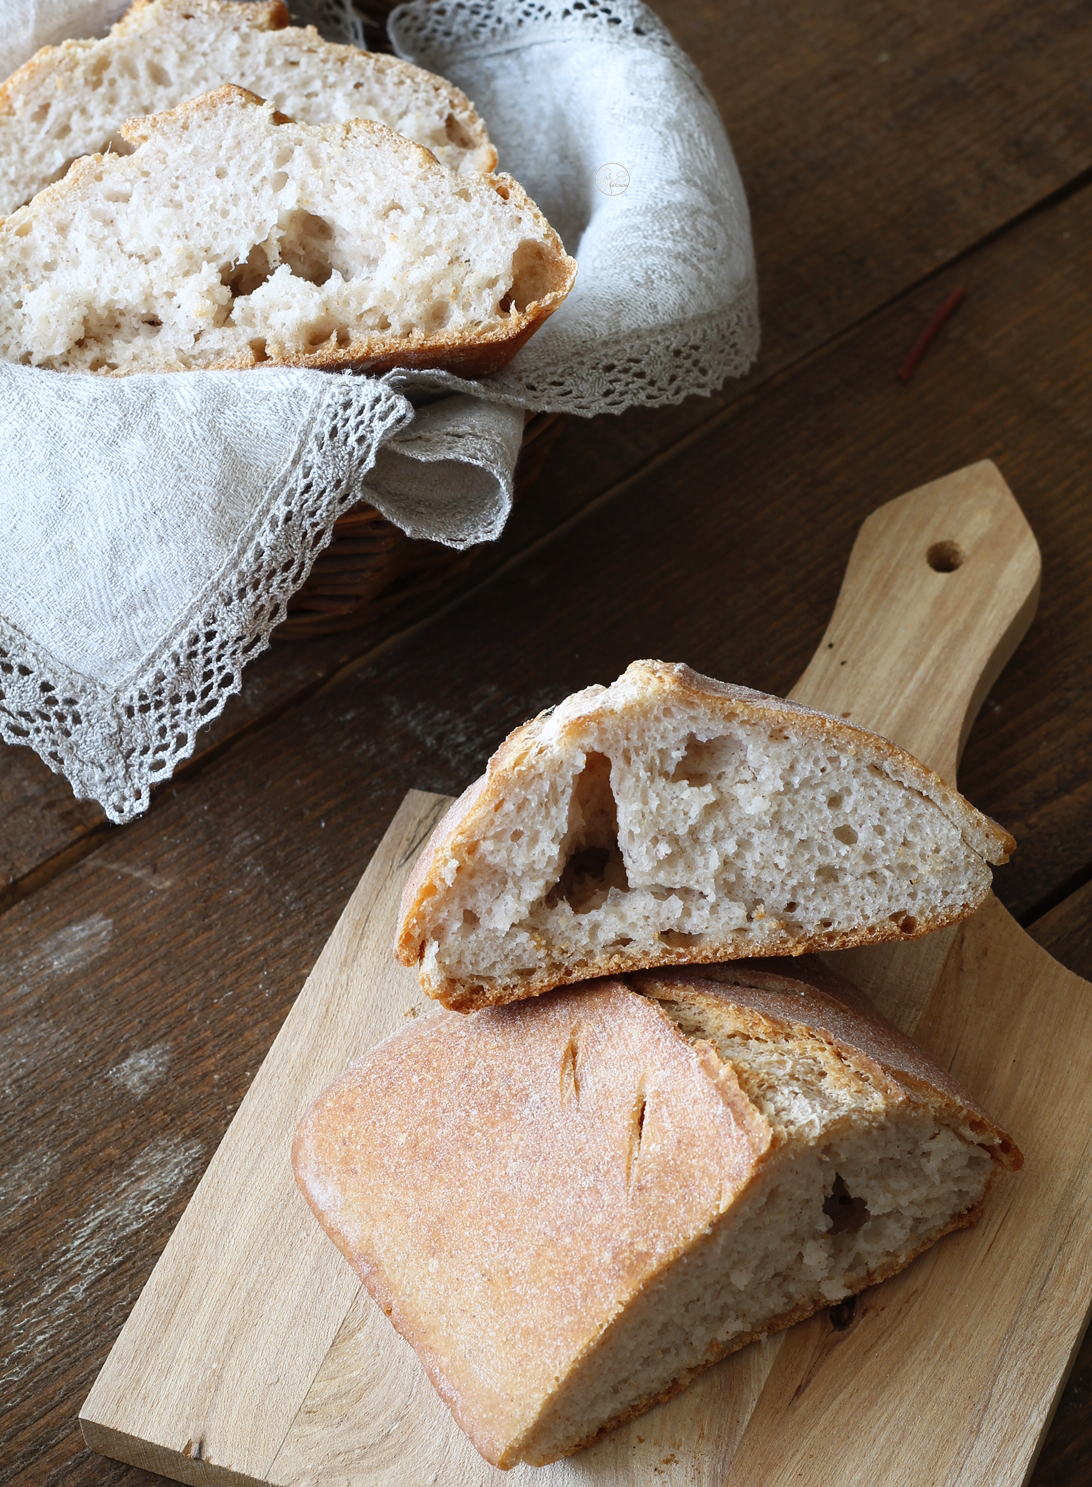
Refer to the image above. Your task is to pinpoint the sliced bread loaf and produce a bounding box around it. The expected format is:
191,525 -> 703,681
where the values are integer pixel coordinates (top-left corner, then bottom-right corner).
293,962 -> 1019,1467
0,0 -> 495,217
395,660 -> 1014,1010
0,85 -> 575,375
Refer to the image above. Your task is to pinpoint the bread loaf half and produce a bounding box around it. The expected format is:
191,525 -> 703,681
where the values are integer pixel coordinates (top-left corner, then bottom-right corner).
395,660 -> 1014,1010
0,0 -> 496,218
0,85 -> 575,375
293,962 -> 1020,1467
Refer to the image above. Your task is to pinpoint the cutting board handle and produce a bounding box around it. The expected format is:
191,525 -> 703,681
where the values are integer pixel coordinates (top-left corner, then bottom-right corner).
790,461 -> 1041,783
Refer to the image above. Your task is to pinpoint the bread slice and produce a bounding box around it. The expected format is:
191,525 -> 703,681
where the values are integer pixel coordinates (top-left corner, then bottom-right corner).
396,660 -> 1014,1010
0,85 -> 575,375
0,0 -> 496,218
293,961 -> 1020,1467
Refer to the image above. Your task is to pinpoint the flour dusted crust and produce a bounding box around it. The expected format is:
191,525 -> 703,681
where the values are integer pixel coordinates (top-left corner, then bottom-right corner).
395,660 -> 1015,1010
0,0 -> 496,218
0,86 -> 575,375
293,964 -> 1020,1467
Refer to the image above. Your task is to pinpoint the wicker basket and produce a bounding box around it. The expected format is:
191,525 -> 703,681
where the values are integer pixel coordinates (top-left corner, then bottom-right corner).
276,410 -> 565,638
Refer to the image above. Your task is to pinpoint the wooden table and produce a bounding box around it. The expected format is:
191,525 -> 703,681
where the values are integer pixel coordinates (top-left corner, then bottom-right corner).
5,2 -> 1092,1482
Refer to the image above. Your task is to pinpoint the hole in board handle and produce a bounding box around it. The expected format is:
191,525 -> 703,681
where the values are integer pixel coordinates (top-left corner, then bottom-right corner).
927,539 -> 964,573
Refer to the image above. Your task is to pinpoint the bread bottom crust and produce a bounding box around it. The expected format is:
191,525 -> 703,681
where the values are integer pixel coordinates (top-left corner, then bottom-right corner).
429,895 -> 985,1012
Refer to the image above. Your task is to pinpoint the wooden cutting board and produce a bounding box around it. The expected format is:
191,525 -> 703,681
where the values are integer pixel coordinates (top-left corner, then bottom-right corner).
82,460 -> 1092,1487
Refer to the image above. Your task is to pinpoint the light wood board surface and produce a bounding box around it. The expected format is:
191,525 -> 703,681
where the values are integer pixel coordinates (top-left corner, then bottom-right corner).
82,461 -> 1092,1485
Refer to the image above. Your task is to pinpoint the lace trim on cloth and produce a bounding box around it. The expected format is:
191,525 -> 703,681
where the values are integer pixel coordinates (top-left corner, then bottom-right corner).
397,299 -> 762,417
390,0 -> 761,415
390,0 -> 687,73
0,377 -> 411,824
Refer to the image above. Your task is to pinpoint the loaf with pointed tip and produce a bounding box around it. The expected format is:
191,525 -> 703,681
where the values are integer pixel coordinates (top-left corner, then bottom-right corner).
395,660 -> 1013,1010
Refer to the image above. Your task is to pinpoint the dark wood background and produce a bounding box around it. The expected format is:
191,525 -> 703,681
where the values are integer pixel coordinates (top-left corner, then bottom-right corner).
5,1 -> 1092,1482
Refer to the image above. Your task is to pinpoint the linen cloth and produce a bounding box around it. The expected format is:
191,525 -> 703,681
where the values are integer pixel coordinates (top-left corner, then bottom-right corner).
0,0 -> 758,821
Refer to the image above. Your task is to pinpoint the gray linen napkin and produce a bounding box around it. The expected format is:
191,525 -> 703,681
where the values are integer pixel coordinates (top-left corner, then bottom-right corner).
0,0 -> 758,821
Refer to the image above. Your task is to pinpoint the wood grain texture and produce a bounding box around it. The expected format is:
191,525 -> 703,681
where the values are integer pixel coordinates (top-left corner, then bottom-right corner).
6,182 -> 1092,1487
5,23 -> 1092,1482
78,466 -> 1092,1487
790,460 -> 1041,780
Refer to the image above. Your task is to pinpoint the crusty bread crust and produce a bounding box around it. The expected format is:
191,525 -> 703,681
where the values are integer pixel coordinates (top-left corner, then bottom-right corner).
395,661 -> 1015,1009
293,964 -> 1019,1467
0,85 -> 574,376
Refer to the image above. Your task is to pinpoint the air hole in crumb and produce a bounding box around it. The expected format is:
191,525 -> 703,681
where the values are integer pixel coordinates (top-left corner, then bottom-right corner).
249,337 -> 268,362
827,793 -> 843,810
508,239 -> 557,312
891,913 -> 918,935
927,539 -> 964,573
272,170 -> 289,192
222,241 -> 272,298
147,61 -> 173,86
278,210 -> 336,286
543,753 -> 629,914
833,824 -> 858,845
820,919 -> 833,929
335,326 -> 351,347
823,1174 -> 870,1235
493,182 -> 510,200
444,111 -> 475,148
498,293 -> 514,314
659,930 -> 705,949
784,901 -> 798,912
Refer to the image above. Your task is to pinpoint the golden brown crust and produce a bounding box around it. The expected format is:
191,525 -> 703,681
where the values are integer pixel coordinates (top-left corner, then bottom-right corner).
294,981 -> 773,1467
395,660 -> 1015,1009
294,965 -> 1018,1467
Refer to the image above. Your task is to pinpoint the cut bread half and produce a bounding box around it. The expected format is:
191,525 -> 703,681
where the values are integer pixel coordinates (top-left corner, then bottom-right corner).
396,660 -> 1014,1010
0,0 -> 496,218
293,962 -> 1020,1468
0,85 -> 575,375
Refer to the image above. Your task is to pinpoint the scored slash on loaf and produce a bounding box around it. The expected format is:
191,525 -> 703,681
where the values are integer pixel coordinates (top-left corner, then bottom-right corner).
0,84 -> 576,374
395,660 -> 1014,1010
0,0 -> 496,219
293,961 -> 1020,1468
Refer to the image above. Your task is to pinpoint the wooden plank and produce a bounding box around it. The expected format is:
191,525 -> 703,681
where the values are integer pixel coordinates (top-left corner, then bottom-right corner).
81,464 -> 1092,1486
714,470 -> 1086,1484
6,0 -> 1092,892
10,179 -> 1092,1486
79,791 -> 446,1483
